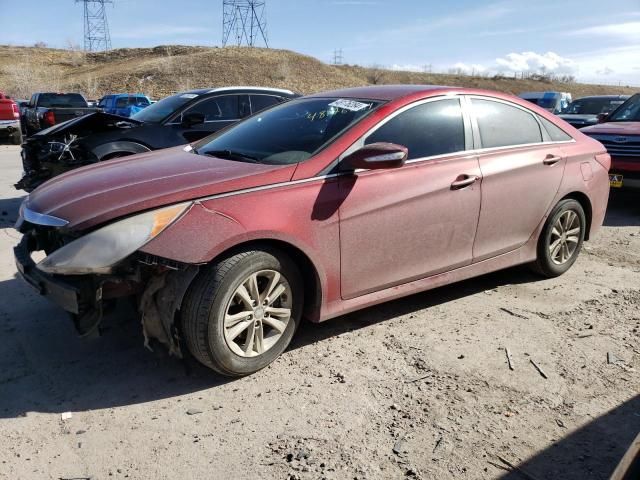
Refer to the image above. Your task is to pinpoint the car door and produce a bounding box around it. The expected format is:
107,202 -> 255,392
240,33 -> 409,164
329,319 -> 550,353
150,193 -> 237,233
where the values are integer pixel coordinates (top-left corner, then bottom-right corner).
173,94 -> 241,143
468,97 -> 567,261
338,97 -> 482,299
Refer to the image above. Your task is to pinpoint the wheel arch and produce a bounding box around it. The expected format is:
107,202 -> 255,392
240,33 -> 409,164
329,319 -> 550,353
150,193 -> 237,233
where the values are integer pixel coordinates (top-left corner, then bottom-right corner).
560,191 -> 593,240
209,238 -> 323,322
92,140 -> 151,161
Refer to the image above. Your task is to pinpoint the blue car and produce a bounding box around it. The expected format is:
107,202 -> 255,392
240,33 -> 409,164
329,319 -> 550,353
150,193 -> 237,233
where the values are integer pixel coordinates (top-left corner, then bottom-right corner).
98,93 -> 151,117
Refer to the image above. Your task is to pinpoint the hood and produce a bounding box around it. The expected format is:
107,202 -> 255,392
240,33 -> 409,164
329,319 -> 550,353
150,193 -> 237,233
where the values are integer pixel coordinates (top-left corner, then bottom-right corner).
30,111 -> 141,139
26,146 -> 296,230
557,114 -> 597,125
581,121 -> 640,136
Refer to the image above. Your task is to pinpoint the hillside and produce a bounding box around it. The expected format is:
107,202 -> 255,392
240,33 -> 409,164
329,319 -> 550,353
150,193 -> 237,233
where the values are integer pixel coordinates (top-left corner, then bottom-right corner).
0,44 -> 636,100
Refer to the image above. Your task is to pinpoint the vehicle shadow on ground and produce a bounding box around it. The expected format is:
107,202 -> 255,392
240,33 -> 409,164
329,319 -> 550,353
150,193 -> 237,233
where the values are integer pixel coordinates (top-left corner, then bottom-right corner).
0,276 -> 229,420
605,190 -> 640,227
0,265 -> 540,420
499,394 -> 640,480
0,195 -> 25,230
291,265 -> 540,350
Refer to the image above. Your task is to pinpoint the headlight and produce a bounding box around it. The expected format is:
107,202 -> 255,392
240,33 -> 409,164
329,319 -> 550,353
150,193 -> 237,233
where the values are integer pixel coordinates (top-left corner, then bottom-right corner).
37,202 -> 191,275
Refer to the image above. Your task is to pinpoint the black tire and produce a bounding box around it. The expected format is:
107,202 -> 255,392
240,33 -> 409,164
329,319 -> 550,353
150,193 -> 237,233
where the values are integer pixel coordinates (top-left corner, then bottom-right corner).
11,129 -> 22,145
531,199 -> 586,278
181,247 -> 303,376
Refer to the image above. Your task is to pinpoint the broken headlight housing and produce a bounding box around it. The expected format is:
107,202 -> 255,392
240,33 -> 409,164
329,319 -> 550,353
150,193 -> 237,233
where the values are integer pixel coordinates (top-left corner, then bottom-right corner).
37,202 -> 191,275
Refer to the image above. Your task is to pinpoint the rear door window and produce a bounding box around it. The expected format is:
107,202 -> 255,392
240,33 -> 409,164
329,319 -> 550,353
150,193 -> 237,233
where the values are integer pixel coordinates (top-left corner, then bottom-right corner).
250,95 -> 282,114
182,95 -> 240,122
471,99 -> 543,148
115,97 -> 128,108
365,98 -> 466,160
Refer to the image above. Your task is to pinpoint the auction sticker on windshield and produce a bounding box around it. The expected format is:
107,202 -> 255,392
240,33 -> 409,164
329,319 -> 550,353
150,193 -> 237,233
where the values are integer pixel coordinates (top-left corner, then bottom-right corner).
329,99 -> 371,111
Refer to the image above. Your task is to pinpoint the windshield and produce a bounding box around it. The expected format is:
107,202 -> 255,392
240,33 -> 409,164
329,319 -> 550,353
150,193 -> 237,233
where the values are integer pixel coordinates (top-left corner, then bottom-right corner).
563,98 -> 626,115
131,92 -> 197,123
38,93 -> 87,108
193,97 -> 382,165
607,94 -> 640,122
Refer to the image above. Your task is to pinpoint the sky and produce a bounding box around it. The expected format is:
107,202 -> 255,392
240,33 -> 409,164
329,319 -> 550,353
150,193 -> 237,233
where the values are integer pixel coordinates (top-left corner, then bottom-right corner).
1,0 -> 639,85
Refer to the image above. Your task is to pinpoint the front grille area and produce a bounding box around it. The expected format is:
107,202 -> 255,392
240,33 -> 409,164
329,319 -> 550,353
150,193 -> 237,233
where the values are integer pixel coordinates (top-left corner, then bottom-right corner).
589,134 -> 640,158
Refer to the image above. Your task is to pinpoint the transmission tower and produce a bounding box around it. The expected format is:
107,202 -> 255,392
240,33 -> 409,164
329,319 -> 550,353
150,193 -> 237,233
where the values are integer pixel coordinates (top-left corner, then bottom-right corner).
222,1 -> 269,47
333,49 -> 343,65
76,0 -> 113,52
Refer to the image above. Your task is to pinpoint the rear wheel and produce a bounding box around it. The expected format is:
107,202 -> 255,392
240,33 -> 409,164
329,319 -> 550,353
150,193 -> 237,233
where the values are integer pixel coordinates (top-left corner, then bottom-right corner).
11,129 -> 22,145
181,247 -> 303,376
531,199 -> 585,277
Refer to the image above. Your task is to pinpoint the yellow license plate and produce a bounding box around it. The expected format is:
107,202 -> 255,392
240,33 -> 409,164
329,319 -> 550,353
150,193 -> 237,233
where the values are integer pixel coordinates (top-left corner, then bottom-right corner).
609,174 -> 623,188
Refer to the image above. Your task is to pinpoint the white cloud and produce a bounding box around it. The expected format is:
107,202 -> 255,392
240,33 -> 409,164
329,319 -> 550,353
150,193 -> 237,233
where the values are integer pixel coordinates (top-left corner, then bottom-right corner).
570,22 -> 640,41
495,51 -> 576,74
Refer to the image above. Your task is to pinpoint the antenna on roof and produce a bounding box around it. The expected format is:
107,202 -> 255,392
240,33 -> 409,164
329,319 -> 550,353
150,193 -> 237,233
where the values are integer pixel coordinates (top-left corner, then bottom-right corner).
222,1 -> 269,47
76,0 -> 113,52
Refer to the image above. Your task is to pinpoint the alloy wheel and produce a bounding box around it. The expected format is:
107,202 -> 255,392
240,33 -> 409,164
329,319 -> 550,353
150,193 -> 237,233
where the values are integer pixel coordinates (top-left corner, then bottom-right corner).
549,210 -> 581,265
223,269 -> 292,358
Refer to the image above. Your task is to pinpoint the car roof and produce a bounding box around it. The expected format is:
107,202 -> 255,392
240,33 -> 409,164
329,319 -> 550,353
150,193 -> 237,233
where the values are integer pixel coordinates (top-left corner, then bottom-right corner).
182,86 -> 297,96
306,85 -> 460,101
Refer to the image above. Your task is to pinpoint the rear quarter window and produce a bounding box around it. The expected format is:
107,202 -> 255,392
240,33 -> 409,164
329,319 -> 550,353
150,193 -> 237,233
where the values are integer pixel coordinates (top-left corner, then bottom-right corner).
471,99 -> 542,148
539,116 -> 573,142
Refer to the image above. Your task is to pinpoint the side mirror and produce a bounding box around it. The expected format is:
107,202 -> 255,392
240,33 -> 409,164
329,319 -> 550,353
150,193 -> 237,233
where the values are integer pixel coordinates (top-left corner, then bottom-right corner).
343,142 -> 408,170
182,111 -> 205,127
596,113 -> 608,124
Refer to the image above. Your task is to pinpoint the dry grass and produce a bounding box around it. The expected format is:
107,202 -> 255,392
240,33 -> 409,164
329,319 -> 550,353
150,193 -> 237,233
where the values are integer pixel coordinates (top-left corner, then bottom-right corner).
0,44 -> 636,100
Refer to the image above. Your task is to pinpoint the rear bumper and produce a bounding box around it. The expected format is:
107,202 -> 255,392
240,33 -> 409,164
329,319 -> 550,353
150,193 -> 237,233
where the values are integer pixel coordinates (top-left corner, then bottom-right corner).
14,236 -> 83,314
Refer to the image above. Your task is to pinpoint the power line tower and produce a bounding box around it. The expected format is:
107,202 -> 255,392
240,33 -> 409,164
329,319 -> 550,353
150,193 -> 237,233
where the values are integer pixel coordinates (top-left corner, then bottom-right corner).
222,1 -> 269,47
76,0 -> 113,52
332,49 -> 343,65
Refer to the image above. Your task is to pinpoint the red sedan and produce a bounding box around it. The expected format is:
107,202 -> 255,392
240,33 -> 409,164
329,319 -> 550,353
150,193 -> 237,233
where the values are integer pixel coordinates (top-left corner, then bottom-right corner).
15,85 -> 610,376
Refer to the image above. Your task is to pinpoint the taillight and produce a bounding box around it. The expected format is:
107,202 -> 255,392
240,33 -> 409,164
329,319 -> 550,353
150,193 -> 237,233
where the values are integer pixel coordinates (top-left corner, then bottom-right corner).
11,103 -> 19,119
43,110 -> 56,126
595,153 -> 611,171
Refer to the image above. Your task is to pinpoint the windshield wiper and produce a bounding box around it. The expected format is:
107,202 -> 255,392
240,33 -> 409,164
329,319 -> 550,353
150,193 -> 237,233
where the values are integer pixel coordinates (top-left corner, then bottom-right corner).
202,149 -> 260,163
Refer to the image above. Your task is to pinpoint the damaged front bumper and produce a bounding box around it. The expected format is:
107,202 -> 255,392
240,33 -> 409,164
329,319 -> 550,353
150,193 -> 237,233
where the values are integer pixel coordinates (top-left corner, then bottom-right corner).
14,231 -> 199,352
14,235 -> 86,315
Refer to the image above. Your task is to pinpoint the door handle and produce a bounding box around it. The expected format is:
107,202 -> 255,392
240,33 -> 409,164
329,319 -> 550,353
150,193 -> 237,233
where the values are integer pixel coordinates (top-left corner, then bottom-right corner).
543,154 -> 562,165
450,175 -> 479,190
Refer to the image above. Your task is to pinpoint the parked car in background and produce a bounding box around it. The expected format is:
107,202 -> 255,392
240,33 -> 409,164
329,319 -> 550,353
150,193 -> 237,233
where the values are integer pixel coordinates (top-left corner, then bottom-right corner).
0,92 -> 22,144
519,91 -> 572,114
558,95 -> 629,129
582,93 -> 640,189
98,93 -> 152,117
22,92 -> 100,136
16,86 -> 299,191
14,85 -> 610,376
14,98 -> 30,134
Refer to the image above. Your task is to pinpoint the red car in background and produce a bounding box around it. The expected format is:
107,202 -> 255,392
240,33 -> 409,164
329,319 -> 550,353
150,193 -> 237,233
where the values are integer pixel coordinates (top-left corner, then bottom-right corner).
582,93 -> 640,189
0,92 -> 22,144
14,85 -> 610,376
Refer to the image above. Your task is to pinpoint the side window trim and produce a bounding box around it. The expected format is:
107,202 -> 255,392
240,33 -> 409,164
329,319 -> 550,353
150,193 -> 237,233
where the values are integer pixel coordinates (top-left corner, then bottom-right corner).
339,95 -> 472,167
466,95 -> 575,152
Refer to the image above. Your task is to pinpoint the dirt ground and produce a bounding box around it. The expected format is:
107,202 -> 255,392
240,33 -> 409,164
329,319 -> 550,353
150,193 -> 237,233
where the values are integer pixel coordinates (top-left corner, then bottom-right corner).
0,143 -> 638,480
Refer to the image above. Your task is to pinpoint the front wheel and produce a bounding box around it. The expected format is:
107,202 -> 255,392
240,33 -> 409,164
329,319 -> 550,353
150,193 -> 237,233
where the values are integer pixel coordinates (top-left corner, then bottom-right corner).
181,247 -> 303,376
531,199 -> 586,277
